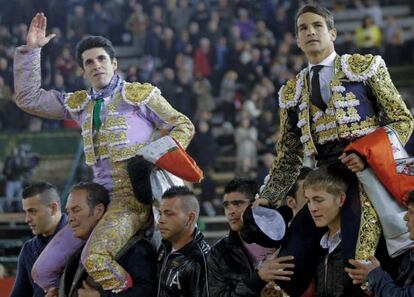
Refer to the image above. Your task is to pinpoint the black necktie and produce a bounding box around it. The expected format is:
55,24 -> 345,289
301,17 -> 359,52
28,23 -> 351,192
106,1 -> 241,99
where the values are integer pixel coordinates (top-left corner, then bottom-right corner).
311,65 -> 326,111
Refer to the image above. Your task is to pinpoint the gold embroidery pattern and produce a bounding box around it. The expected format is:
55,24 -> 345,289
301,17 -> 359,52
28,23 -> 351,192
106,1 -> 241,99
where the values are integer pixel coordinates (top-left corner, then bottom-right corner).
347,54 -> 375,75
337,117 -> 379,137
65,90 -> 89,112
82,102 -> 95,165
110,143 -> 147,162
355,185 -> 381,260
367,63 -> 414,144
261,108 -> 303,207
123,82 -> 155,104
83,161 -> 150,290
105,117 -> 128,130
146,93 -> 194,148
279,77 -> 298,108
108,131 -> 128,146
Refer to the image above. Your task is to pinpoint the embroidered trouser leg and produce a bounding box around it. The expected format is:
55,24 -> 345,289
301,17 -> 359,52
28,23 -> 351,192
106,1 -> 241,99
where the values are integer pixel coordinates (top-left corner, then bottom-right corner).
81,162 -> 150,291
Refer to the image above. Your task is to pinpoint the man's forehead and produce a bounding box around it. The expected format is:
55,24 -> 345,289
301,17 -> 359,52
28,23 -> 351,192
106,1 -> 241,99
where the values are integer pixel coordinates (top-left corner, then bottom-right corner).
223,191 -> 249,201
66,190 -> 87,207
81,47 -> 109,59
297,12 -> 325,25
22,194 -> 43,206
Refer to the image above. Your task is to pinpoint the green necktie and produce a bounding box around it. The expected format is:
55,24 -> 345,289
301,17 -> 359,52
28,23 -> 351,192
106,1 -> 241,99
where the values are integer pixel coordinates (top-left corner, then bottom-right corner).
93,98 -> 104,132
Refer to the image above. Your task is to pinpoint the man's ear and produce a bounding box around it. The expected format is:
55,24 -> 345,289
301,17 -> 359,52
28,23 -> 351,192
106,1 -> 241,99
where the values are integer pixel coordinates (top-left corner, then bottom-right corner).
49,202 -> 59,216
330,27 -> 337,42
95,203 -> 106,219
187,212 -> 196,227
338,192 -> 346,207
112,58 -> 118,71
286,196 -> 297,210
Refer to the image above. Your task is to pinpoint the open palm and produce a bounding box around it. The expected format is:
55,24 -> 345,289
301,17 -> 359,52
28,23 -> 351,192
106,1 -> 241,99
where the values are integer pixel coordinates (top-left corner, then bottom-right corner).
27,13 -> 55,48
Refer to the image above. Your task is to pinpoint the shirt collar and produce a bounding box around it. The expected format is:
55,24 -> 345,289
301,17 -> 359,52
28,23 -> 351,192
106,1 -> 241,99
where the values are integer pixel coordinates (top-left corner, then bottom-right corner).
320,229 -> 341,254
308,51 -> 337,73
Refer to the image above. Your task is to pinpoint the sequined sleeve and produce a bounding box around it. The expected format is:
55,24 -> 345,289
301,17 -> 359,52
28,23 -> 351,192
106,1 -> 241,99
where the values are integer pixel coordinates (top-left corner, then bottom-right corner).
260,108 -> 304,208
367,61 -> 414,144
13,46 -> 70,120
145,92 -> 195,149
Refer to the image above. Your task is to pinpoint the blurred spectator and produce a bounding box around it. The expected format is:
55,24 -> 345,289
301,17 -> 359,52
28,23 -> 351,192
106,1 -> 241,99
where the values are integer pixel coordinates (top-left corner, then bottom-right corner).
54,46 -> 77,84
336,32 -> 357,55
235,116 -> 258,174
404,26 -> 414,64
188,121 -> 217,171
216,121 -> 236,156
355,15 -> 382,55
169,0 -> 192,34
0,57 -> 13,87
193,74 -> 215,121
219,70 -> 238,123
191,1 -> 210,31
256,152 -> 275,186
194,37 -> 213,78
2,145 -> 40,212
199,168 -> 217,217
235,8 -> 255,41
160,27 -> 177,68
125,3 -> 148,55
385,30 -> 405,66
88,2 -> 111,37
67,5 -> 87,40
267,6 -> 290,42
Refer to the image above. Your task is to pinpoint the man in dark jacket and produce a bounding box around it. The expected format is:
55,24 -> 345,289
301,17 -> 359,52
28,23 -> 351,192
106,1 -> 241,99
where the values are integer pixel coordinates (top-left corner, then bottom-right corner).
207,178 -> 294,296
157,186 -> 210,297
346,191 -> 414,297
10,182 -> 66,297
53,182 -> 156,297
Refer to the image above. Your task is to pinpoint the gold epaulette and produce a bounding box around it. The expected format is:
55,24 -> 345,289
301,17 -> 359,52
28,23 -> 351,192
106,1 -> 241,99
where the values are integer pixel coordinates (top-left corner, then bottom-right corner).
64,90 -> 89,112
341,54 -> 385,82
278,69 -> 306,109
122,82 -> 160,106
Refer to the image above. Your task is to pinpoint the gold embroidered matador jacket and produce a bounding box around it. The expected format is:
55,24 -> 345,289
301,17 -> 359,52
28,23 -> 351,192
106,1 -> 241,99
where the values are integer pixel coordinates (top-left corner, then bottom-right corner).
261,54 -> 413,208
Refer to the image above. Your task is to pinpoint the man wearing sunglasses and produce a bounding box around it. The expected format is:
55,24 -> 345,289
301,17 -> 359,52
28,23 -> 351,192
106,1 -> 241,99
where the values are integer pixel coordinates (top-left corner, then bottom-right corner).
207,178 -> 294,296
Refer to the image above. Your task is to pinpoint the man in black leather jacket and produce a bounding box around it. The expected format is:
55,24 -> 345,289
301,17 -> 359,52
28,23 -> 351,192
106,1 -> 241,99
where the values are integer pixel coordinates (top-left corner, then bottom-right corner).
157,186 -> 210,297
207,178 -> 294,297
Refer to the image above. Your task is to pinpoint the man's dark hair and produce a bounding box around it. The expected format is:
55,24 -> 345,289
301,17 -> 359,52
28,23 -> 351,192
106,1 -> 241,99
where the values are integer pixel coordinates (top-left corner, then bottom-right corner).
408,191 -> 414,204
224,178 -> 258,202
162,186 -> 199,218
70,182 -> 110,212
75,35 -> 116,67
22,181 -> 61,206
285,167 -> 313,200
295,4 -> 335,34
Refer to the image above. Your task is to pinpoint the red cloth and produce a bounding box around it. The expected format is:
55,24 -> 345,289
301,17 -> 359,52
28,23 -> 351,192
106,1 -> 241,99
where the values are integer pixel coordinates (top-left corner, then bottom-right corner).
155,140 -> 203,183
344,128 -> 414,206
0,277 -> 15,297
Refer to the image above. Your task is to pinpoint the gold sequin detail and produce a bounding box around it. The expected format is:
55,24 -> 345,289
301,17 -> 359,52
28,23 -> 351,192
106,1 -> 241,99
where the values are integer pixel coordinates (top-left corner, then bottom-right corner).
124,82 -> 156,103
82,102 -> 96,165
146,92 -> 194,148
347,54 -> 376,75
279,77 -> 299,107
66,90 -> 88,111
110,143 -> 146,162
261,107 -> 304,207
82,160 -> 150,290
106,117 -> 128,130
337,117 -> 379,136
367,62 -> 414,144
108,131 -> 128,146
355,185 -> 381,260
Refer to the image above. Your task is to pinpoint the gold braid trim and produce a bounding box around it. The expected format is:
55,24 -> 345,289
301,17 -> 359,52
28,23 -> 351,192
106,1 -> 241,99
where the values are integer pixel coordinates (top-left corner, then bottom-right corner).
260,108 -> 303,207
355,185 -> 381,260
366,62 -> 414,144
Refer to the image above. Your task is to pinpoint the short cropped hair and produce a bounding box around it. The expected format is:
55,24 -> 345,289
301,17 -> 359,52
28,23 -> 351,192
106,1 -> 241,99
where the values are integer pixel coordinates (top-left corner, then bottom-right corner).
224,178 -> 258,202
285,167 -> 313,200
162,186 -> 200,219
75,35 -> 116,67
70,182 -> 110,212
295,4 -> 335,34
303,165 -> 348,197
22,181 -> 61,206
